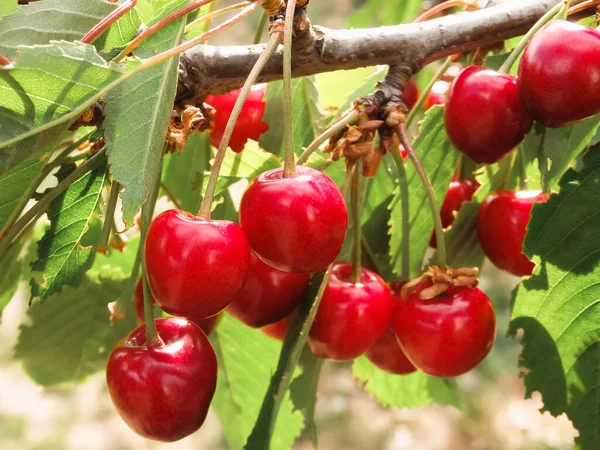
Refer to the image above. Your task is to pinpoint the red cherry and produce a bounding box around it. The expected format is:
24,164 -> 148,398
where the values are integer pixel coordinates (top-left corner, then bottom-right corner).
145,209 -> 250,318
261,316 -> 289,341
477,190 -> 547,277
444,66 -> 533,164
429,177 -> 479,248
227,252 -> 310,327
239,166 -> 348,273
517,21 -> 600,128
425,80 -> 449,110
189,313 -> 222,336
403,79 -> 419,110
106,318 -> 217,441
205,84 -> 269,152
308,263 -> 394,361
394,282 -> 495,377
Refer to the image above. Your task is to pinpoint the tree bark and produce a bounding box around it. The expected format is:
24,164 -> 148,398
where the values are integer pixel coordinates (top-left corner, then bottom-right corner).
176,0 -> 562,105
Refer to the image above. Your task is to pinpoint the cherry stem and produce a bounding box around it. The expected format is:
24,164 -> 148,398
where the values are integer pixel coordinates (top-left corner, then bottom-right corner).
498,1 -> 567,74
160,181 -> 183,210
567,0 -> 600,16
0,148 -> 107,261
396,123 -> 446,269
253,10 -> 269,44
537,129 -> 550,194
341,160 -> 355,199
114,0 -> 214,62
350,158 -> 363,283
99,180 -> 121,252
518,148 -> 528,190
81,0 -> 137,44
390,141 -> 410,282
413,0 -> 475,23
197,30 -> 281,219
296,110 -> 359,165
282,0 -> 298,178
184,1 -> 251,34
405,57 -> 452,129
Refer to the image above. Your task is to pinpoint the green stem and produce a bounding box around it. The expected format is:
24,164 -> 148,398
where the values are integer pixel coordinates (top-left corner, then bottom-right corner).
296,110 -> 359,165
282,0 -> 298,178
160,181 -> 183,210
341,161 -> 355,199
99,180 -> 120,251
390,142 -> 410,281
253,10 -> 268,44
396,123 -> 446,268
197,31 -> 281,219
0,148 -> 107,261
351,158 -> 363,283
41,132 -> 94,179
498,1 -> 567,73
405,57 -> 452,129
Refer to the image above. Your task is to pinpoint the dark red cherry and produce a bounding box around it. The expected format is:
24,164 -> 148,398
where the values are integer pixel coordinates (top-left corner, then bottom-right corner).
430,177 -> 480,248
261,316 -> 289,341
366,292 -> 416,374
227,252 -> 310,327
444,66 -> 533,164
518,21 -> 600,128
190,313 -> 222,336
477,190 -> 547,277
403,79 -> 419,110
205,84 -> 269,152
239,166 -> 348,273
425,80 -> 449,110
308,263 -> 394,361
394,282 -> 495,377
145,209 -> 250,318
106,318 -> 218,442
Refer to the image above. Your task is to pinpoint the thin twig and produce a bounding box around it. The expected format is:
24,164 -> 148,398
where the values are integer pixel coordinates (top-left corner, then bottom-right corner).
81,0 -> 138,44
185,1 -> 252,34
413,0 -> 475,23
567,0 -> 600,15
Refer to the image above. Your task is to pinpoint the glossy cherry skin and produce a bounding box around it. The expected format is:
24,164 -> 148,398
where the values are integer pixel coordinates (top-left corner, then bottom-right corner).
403,80 -> 419,110
240,166 -> 348,273
134,279 -> 222,335
308,263 -> 394,361
145,209 -> 250,318
261,316 -> 289,341
106,318 -> 218,442
477,190 -> 546,277
394,282 -> 496,377
518,21 -> 600,128
425,80 -> 449,110
205,84 -> 269,152
227,252 -> 311,327
444,66 -> 533,164
430,177 -> 480,248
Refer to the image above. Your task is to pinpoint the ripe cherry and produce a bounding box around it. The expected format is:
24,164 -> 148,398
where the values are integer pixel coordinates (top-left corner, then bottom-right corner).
518,21 -> 600,128
134,279 -> 222,335
145,210 -> 250,318
205,84 -> 269,152
477,190 -> 547,277
308,263 -> 394,361
430,177 -> 479,248
240,166 -> 348,273
403,79 -> 419,110
106,318 -> 218,442
261,316 -> 289,341
444,66 -> 533,164
227,252 -> 310,327
425,80 -> 449,110
394,281 -> 495,377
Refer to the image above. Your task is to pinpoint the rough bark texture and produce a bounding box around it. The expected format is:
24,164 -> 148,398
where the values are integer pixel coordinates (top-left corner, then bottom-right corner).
176,0 -> 562,105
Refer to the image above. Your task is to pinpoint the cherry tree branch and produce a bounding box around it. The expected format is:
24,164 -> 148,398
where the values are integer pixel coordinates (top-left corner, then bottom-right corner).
176,0 -> 564,105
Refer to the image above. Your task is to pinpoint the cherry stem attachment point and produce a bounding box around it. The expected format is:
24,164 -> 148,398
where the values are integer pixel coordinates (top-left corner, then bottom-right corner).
390,140 -> 410,282
184,1 -> 251,35
81,0 -> 137,44
350,158 -> 363,283
297,109 -> 359,165
197,30 -> 281,219
413,0 -> 476,23
498,1 -> 567,74
396,123 -> 446,269
282,0 -> 298,178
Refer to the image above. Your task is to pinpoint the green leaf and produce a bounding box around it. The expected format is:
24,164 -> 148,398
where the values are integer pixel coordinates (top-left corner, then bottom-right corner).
509,144 -> 600,450
30,161 -> 108,301
337,68 -> 386,116
315,67 -> 377,110
0,0 -> 117,59
104,0 -> 188,227
389,107 -> 459,278
353,357 -> 460,408
443,202 -> 485,269
211,315 -> 304,450
95,7 -> 143,53
0,41 -> 122,173
259,77 -> 321,155
0,1 -> 16,18
0,229 -> 32,316
15,269 -> 137,386
289,348 -> 322,448
543,114 -> 600,188
162,131 -> 211,213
